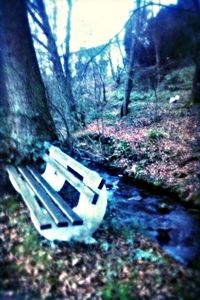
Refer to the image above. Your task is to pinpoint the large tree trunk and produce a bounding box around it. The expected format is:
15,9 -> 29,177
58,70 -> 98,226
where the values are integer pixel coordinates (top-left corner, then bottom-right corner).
0,47 -> 9,136
0,48 -> 10,160
0,0 -> 57,156
191,0 -> 200,104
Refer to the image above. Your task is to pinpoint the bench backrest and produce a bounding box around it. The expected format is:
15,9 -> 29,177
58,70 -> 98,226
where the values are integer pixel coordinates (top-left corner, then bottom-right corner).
42,146 -> 105,204
48,146 -> 105,192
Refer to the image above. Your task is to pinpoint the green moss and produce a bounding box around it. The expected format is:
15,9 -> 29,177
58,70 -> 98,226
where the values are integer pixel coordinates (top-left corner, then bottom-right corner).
102,282 -> 133,300
148,128 -> 166,141
153,179 -> 162,187
164,66 -> 194,90
3,196 -> 19,214
134,163 -> 144,178
114,141 -> 133,157
104,110 -> 118,120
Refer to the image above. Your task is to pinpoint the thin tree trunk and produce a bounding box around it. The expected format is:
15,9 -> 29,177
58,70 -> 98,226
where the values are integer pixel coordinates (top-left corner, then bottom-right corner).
34,0 -> 65,78
0,0 -> 57,155
108,51 -> 116,83
115,35 -> 126,67
120,60 -> 135,117
120,21 -> 137,117
31,0 -> 78,129
192,55 -> 200,104
153,33 -> 161,86
64,0 -> 77,116
120,0 -> 144,117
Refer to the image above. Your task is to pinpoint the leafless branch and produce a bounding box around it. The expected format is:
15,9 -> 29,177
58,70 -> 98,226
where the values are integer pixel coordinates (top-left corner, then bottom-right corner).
73,0 -> 199,71
27,5 -> 45,33
27,0 -> 40,14
150,1 -> 199,14
32,34 -> 48,51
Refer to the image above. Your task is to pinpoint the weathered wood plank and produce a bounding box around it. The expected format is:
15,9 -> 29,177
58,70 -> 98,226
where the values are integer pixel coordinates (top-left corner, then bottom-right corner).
18,167 -> 69,228
43,154 -> 98,204
27,166 -> 83,226
48,146 -> 104,193
6,166 -> 52,230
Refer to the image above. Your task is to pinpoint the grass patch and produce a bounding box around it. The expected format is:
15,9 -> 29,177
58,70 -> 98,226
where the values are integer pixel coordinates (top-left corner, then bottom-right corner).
148,128 -> 166,141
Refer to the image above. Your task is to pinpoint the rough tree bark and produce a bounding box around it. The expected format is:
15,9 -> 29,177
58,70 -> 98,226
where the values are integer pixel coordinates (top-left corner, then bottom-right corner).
191,0 -> 200,104
0,47 -> 10,159
0,0 -> 57,156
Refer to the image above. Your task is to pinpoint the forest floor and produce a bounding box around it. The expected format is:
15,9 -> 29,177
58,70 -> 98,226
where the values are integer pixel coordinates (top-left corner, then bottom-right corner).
0,194 -> 200,300
78,87 -> 200,207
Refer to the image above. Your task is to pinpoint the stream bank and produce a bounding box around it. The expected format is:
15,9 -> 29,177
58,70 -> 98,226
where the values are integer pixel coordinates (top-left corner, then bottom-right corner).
78,93 -> 200,208
72,146 -> 200,266
75,123 -> 200,209
96,167 -> 200,266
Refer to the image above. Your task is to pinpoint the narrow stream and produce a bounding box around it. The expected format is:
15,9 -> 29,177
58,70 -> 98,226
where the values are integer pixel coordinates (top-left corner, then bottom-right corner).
98,169 -> 200,266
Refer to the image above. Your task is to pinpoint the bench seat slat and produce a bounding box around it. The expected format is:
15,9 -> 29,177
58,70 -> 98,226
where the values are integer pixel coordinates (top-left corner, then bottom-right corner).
27,166 -> 83,226
18,167 -> 69,228
6,166 -> 52,230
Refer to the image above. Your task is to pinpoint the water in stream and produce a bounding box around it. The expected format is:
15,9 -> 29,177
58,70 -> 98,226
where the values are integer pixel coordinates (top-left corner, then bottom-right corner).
98,169 -> 200,266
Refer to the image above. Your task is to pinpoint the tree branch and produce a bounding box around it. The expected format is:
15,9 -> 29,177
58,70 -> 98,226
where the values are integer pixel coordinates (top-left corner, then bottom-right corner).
27,0 -> 40,14
27,6 -> 45,33
32,34 -> 48,51
84,0 -> 199,68
151,1 -> 199,14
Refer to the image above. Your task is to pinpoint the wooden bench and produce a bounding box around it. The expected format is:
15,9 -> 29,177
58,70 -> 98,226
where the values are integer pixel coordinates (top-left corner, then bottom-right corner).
6,145 -> 107,244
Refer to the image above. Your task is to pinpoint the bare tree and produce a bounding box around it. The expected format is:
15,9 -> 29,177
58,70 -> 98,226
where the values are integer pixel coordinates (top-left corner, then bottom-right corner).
28,0 -> 78,130
120,0 -> 145,117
